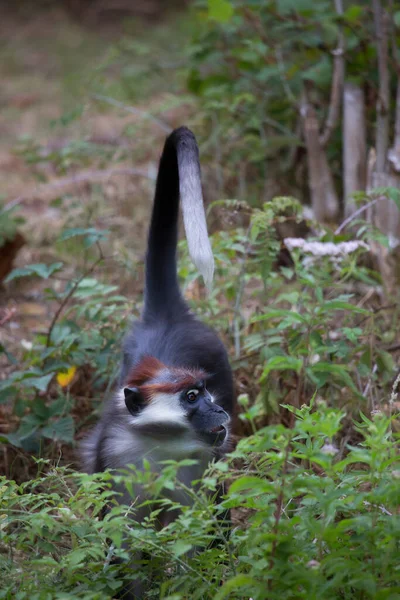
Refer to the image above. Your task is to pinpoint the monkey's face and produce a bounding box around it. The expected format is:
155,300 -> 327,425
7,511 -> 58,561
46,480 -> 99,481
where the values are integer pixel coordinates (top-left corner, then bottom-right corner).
122,357 -> 230,448
180,380 -> 230,447
123,380 -> 229,448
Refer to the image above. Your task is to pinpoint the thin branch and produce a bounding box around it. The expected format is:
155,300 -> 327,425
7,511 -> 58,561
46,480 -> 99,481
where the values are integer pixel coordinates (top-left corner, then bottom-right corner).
46,243 -> 106,348
268,437 -> 292,591
233,224 -> 253,359
320,0 -> 345,147
0,307 -> 17,326
92,93 -> 172,134
363,500 -> 392,516
334,198 -> 379,234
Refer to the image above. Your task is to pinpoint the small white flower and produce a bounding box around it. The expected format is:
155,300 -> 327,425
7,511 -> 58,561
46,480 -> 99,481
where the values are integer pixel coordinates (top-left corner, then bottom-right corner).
321,442 -> 339,456
284,238 -> 369,257
21,339 -> 33,350
310,354 -> 320,365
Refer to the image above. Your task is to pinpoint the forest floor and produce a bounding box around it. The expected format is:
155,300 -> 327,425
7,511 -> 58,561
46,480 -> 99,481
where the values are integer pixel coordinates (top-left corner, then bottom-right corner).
0,5 -> 195,359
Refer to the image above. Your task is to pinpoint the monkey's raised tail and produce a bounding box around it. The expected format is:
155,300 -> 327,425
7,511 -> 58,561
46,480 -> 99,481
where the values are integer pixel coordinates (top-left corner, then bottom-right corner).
143,127 -> 214,318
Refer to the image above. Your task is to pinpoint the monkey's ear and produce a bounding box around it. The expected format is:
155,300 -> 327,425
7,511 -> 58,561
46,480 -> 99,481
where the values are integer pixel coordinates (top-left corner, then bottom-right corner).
124,386 -> 145,416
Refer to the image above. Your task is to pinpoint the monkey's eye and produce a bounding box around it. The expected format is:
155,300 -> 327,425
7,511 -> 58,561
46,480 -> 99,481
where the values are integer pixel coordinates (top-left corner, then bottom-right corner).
186,389 -> 199,402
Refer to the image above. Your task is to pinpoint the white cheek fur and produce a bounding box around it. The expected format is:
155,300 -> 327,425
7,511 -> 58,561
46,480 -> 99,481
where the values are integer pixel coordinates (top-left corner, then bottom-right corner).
128,391 -> 187,427
135,392 -> 186,425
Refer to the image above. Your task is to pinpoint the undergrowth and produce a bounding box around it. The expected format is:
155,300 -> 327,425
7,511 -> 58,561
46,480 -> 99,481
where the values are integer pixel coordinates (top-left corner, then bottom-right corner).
1,406 -> 399,599
1,196 -> 399,598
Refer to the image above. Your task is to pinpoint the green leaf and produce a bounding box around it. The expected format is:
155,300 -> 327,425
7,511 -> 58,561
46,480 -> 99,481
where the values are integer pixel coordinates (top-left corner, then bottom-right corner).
253,309 -> 308,324
214,575 -> 256,600
171,540 -> 192,558
229,476 -> 273,494
307,362 -> 362,396
320,300 -> 370,314
41,416 -> 75,443
21,373 -> 53,392
344,4 -> 363,23
277,0 -> 315,15
208,0 -> 233,23
5,262 -> 63,282
302,56 -> 332,88
373,186 -> 400,212
387,187 -> 400,212
0,343 -> 17,365
0,386 -> 16,404
261,356 -> 303,380
59,227 -> 109,248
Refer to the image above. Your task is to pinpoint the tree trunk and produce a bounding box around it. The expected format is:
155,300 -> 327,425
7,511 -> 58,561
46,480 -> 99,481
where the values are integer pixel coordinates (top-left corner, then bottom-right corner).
388,76 -> 400,173
301,98 -> 339,223
373,0 -> 390,172
319,0 -> 345,148
367,143 -> 400,295
343,83 -> 367,216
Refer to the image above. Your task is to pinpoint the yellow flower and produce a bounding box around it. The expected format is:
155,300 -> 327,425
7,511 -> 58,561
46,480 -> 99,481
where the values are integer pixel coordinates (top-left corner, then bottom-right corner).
56,366 -> 77,388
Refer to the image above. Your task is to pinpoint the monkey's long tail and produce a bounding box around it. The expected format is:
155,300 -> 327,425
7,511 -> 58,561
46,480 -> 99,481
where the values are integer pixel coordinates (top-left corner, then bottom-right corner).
143,127 -> 214,319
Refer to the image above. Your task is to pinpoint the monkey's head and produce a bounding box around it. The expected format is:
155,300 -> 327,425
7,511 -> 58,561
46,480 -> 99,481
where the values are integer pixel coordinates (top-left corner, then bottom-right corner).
120,356 -> 230,448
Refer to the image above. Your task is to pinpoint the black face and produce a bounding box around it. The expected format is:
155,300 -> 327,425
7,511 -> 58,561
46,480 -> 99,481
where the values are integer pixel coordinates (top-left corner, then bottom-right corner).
181,381 -> 230,447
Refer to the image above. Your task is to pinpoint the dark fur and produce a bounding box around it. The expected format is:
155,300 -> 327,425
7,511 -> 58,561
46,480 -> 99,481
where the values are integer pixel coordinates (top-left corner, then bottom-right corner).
120,127 -> 234,415
81,127 -> 235,598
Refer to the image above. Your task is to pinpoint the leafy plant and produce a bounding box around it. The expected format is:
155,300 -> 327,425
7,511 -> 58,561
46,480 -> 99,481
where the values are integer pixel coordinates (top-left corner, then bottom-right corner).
1,406 -> 398,599
1,227 -> 130,451
187,0 -> 400,211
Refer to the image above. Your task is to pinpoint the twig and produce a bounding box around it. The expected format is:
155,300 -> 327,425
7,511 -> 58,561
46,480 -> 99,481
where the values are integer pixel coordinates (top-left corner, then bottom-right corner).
334,198 -> 379,234
211,114 -> 224,195
233,225 -> 253,359
385,343 -> 400,352
268,437 -> 292,590
92,93 -> 172,134
319,0 -> 345,147
363,500 -> 392,516
0,307 -> 17,326
46,243 -> 106,348
363,363 -> 378,407
103,498 -> 139,572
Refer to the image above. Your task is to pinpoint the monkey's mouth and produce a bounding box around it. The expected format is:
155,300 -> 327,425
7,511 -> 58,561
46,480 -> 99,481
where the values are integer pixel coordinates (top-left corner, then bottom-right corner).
204,424 -> 227,446
210,425 -> 225,434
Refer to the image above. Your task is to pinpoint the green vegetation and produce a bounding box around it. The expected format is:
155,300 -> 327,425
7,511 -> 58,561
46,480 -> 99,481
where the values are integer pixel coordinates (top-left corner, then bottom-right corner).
1,0 -> 399,598
1,406 -> 399,598
2,198 -> 399,598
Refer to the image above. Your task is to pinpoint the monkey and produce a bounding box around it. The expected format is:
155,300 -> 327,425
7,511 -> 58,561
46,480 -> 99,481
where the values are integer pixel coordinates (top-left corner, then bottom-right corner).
81,127 -> 235,598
